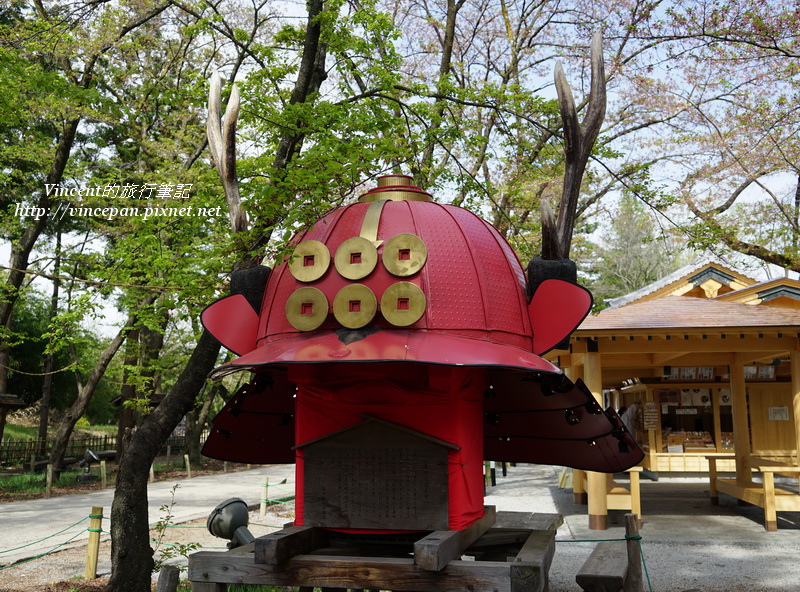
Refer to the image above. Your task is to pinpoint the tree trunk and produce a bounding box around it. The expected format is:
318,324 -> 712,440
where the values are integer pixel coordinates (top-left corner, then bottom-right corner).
107,1 -> 329,588
38,231 -> 62,456
106,329 -> 221,592
115,329 -> 140,459
49,304 -> 146,477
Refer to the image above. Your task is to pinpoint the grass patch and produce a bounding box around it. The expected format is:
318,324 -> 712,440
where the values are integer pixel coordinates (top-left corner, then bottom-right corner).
0,471 -> 81,493
3,422 -> 118,441
3,424 -> 40,440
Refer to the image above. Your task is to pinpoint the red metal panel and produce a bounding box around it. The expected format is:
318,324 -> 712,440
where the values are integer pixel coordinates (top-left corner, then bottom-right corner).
528,279 -> 593,355
200,294 -> 259,355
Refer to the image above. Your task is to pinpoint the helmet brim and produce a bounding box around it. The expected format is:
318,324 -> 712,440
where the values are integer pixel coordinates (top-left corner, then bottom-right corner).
209,328 -> 561,379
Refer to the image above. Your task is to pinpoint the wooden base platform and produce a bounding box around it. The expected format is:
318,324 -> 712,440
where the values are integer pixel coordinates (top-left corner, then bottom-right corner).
189,510 -> 563,592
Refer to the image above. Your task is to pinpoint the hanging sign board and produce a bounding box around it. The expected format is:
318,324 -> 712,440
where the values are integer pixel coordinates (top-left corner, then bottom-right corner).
643,401 -> 659,431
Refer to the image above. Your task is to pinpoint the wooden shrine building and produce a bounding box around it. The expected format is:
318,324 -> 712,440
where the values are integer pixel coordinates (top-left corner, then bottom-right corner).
547,260 -> 800,531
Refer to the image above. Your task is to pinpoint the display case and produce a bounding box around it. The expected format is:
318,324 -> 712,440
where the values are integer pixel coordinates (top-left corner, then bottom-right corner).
612,377 -> 794,473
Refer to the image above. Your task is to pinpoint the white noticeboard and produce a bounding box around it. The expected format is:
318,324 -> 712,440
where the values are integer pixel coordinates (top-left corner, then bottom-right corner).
768,406 -> 790,421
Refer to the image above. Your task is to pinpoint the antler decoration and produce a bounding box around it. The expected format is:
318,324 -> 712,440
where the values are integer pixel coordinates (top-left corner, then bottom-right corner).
543,31 -> 606,260
207,71 -> 248,234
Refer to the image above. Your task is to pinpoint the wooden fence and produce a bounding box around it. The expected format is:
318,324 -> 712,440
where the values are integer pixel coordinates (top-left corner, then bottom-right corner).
0,432 -> 205,465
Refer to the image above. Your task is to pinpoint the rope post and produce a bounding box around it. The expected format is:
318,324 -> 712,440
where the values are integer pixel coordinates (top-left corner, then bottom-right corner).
149,465 -> 155,483
85,506 -> 103,579
100,460 -> 107,489
184,454 -> 192,479
624,513 -> 644,592
45,464 -> 53,498
260,477 -> 269,518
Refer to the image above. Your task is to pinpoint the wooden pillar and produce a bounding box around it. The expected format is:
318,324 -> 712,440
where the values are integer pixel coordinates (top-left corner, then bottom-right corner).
566,363 -> 587,504
730,354 -> 751,485
584,350 -> 607,530
791,348 -> 800,465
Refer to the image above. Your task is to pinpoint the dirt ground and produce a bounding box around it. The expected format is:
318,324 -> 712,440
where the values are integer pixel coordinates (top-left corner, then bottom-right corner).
0,505 -> 294,592
0,455 -> 289,592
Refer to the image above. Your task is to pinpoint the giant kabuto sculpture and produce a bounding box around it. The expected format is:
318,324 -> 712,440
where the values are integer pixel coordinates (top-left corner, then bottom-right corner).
201,32 -> 642,535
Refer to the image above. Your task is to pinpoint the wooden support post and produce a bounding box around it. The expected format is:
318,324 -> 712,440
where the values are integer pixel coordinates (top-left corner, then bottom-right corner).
100,460 -> 107,489
573,469 -> 587,505
30,452 -> 36,473
623,514 -> 643,592
708,456 -> 719,504
184,454 -> 192,479
791,349 -> 800,464
260,477 -> 269,518
730,354 -> 751,486
629,469 -> 641,524
156,565 -> 180,592
85,506 -> 103,579
584,350 -> 607,530
484,461 -> 492,489
763,471 -> 777,532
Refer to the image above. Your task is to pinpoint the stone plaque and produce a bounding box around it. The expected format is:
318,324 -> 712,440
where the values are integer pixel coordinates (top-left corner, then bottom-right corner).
299,417 -> 453,530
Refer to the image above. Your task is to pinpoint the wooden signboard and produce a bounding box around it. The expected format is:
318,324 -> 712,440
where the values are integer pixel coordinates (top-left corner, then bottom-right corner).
298,417 -> 456,530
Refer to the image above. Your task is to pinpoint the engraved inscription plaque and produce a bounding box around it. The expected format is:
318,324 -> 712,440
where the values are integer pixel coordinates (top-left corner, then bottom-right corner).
299,418 -> 453,530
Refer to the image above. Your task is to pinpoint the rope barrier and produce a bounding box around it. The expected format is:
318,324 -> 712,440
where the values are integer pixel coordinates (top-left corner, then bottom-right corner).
0,518 -> 90,570
0,516 -> 89,555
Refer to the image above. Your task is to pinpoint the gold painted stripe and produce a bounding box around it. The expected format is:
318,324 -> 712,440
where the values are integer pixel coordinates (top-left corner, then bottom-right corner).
360,199 -> 387,247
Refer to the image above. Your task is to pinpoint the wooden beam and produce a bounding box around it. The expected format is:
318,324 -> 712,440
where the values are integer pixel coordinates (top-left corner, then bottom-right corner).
572,334 -> 794,355
731,354 -> 752,485
254,526 -> 327,567
650,352 -> 686,365
414,506 -> 496,571
494,512 -> 562,531
190,552 -> 516,591
510,529 -> 556,592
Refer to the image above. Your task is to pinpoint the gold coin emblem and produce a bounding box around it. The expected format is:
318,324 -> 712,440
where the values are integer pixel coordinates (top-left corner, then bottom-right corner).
380,282 -> 426,326
382,233 -> 427,277
288,240 -> 330,282
285,287 -> 329,331
334,236 -> 378,280
333,284 -> 377,329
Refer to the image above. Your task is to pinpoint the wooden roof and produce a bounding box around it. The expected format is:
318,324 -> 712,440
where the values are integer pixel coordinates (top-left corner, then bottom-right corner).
605,261 -> 758,309
714,277 -> 800,308
578,296 -> 800,335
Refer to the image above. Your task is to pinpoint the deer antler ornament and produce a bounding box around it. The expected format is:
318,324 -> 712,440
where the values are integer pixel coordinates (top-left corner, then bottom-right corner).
543,31 -> 606,260
207,72 -> 248,234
